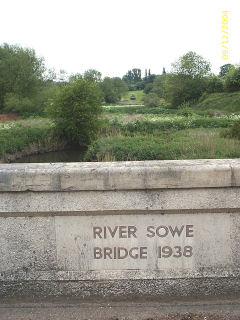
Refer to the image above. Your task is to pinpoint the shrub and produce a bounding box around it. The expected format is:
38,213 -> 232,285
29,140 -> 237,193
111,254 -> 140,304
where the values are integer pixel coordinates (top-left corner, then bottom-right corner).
225,67 -> 240,92
202,109 -> 215,117
45,78 -> 103,146
222,120 -> 240,139
177,102 -> 194,117
143,93 -> 160,107
206,75 -> 224,93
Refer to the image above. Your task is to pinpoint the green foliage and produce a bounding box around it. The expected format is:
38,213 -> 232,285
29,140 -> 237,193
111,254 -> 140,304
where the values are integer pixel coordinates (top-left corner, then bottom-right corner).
85,129 -> 240,161
201,109 -> 215,117
106,117 -> 233,137
143,93 -> 160,107
172,51 -> 211,78
152,74 -> 167,98
222,120 -> 240,139
219,64 -> 234,78
4,85 -> 59,117
0,124 -> 53,156
0,43 -> 45,109
177,102 -> 194,117
143,83 -> 153,94
162,51 -> 211,107
101,77 -> 127,103
206,75 -> 224,93
45,78 -> 103,146
194,91 -> 240,113
83,69 -> 102,82
103,105 -> 174,115
224,67 -> 240,92
164,74 -> 206,108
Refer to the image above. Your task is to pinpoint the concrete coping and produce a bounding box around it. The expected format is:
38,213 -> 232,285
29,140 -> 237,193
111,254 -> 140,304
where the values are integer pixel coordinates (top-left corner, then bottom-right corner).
0,159 -> 240,192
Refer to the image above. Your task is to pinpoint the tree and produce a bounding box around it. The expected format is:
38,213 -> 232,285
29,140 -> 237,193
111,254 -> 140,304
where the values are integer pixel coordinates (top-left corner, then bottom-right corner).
224,67 -> 240,92
206,75 -> 224,93
172,51 -> 211,78
83,69 -> 102,82
164,52 -> 211,107
122,68 -> 142,90
219,64 -> 234,78
101,77 -> 118,103
101,77 -> 127,103
152,74 -> 167,98
112,77 -> 128,97
164,73 -> 207,108
45,78 -> 103,147
0,43 -> 45,109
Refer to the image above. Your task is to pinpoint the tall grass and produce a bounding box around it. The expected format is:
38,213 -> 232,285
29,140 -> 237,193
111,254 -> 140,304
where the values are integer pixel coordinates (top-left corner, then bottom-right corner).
85,129 -> 240,161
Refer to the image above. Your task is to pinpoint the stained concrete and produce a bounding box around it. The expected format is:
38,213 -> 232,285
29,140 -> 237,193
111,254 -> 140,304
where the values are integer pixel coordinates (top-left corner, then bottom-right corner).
0,160 -> 239,299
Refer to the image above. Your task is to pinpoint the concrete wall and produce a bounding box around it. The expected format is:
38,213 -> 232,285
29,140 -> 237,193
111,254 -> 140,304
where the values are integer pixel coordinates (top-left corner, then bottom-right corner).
0,159 -> 239,298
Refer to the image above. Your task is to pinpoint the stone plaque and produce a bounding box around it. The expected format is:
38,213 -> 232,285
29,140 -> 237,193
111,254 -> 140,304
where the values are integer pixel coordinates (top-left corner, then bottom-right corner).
55,213 -> 231,279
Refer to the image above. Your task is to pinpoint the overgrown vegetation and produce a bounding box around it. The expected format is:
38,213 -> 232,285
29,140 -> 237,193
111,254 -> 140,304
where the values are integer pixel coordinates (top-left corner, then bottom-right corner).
85,129 -> 240,161
0,123 -> 55,158
1,42 -> 240,163
45,78 -> 103,147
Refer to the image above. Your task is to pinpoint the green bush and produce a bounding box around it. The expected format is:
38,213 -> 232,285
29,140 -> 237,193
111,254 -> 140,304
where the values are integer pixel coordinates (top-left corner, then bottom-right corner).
143,93 -> 160,107
202,109 -> 215,117
45,78 -> 103,147
3,85 -> 59,117
177,102 -> 194,117
206,75 -> 224,93
225,67 -> 240,92
222,120 -> 240,139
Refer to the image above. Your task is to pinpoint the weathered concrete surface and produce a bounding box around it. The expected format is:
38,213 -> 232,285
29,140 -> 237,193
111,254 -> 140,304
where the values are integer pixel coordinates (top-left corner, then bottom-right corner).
0,296 -> 239,320
0,160 -> 239,299
1,159 -> 240,191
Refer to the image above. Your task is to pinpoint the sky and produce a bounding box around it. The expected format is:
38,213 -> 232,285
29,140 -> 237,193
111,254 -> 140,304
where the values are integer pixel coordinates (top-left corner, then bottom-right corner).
1,0 -> 239,79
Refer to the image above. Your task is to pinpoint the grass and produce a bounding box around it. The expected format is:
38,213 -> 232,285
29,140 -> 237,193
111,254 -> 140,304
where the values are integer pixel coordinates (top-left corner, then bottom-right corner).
0,117 -> 65,161
194,91 -> 240,113
121,90 -> 144,104
85,128 -> 240,161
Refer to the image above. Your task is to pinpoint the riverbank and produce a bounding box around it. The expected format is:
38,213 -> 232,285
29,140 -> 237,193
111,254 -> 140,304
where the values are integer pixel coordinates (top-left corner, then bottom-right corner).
0,122 -> 67,163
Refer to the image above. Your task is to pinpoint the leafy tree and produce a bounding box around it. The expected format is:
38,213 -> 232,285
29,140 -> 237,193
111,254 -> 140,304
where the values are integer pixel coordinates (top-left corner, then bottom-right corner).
45,78 -> 103,146
143,83 -> 154,94
101,77 -> 118,103
0,43 -> 45,109
219,64 -> 234,78
224,66 -> 240,92
101,77 -> 127,103
112,77 -> 128,97
172,51 -> 211,78
206,75 -> 224,93
83,69 -> 102,82
152,74 -> 167,98
164,73 -> 206,108
122,68 -> 142,90
164,51 -> 211,107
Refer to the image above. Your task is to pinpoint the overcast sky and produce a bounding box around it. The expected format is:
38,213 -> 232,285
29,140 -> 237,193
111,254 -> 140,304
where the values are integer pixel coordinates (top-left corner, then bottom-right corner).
1,0 -> 239,78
